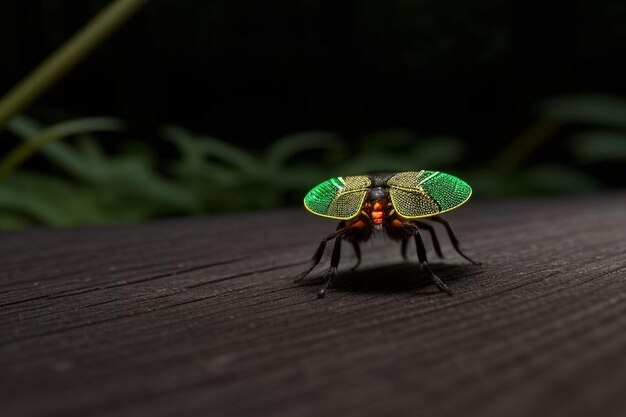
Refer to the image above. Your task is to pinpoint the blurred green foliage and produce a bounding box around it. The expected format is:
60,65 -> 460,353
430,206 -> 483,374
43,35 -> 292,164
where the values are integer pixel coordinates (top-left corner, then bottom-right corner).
0,94 -> 625,229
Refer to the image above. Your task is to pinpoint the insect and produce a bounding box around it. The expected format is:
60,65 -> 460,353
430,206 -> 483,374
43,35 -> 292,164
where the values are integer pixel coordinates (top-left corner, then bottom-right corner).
295,171 -> 479,298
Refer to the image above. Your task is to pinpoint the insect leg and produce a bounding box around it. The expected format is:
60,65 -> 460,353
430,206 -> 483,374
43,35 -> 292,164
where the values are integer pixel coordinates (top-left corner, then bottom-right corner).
409,226 -> 452,295
318,235 -> 343,298
412,220 -> 444,258
349,240 -> 362,271
294,224 -> 346,283
430,216 -> 480,265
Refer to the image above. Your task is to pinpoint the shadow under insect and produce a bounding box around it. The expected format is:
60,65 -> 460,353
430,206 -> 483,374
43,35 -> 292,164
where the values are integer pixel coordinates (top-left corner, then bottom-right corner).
296,261 -> 477,296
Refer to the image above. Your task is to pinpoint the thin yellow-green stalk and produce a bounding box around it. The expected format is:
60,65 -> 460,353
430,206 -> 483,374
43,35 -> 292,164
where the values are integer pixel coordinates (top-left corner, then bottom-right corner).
0,0 -> 150,132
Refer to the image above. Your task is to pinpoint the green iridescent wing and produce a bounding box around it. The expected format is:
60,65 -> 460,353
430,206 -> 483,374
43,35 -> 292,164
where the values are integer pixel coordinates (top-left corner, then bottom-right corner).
388,171 -> 472,218
304,176 -> 371,219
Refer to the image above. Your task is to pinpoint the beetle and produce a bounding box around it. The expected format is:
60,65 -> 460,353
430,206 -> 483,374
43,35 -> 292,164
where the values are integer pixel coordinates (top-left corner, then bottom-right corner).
295,170 -> 479,298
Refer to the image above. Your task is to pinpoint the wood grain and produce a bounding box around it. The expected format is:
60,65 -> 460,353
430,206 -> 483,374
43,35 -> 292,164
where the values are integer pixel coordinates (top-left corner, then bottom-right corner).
1,193 -> 626,417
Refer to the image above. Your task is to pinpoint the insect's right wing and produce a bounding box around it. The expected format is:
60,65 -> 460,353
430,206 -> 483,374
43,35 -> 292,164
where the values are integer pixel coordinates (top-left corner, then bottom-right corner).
304,176 -> 371,220
388,171 -> 472,218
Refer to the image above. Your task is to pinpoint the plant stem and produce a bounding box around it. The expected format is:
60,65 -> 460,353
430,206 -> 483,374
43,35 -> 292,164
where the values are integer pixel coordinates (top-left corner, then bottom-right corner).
0,118 -> 125,180
0,0 -> 150,133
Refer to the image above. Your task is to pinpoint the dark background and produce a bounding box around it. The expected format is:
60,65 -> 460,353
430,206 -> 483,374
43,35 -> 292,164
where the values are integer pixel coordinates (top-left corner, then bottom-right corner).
1,0 -> 625,228
4,0 -> 626,146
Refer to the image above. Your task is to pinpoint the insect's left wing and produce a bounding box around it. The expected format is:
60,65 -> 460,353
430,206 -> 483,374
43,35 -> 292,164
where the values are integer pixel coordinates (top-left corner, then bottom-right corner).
387,171 -> 472,218
304,176 -> 371,220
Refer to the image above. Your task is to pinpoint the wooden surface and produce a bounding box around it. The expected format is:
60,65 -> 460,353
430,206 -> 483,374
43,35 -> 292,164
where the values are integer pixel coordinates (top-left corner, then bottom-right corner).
1,193 -> 626,417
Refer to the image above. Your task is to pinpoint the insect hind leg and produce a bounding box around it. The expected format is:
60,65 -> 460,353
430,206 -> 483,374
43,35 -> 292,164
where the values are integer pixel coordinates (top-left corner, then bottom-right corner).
401,221 -> 444,260
412,220 -> 444,258
430,215 -> 481,265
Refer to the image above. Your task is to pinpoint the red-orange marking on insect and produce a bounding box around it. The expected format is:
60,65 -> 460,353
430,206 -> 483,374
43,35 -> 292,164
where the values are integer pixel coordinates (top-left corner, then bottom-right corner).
372,201 -> 385,224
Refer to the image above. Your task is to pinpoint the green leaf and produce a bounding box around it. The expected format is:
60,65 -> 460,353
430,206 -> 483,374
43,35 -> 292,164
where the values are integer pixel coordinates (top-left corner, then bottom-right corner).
95,154 -> 201,213
3,116 -> 125,180
264,131 -> 345,169
521,165 -> 600,194
463,168 -> 514,197
162,127 -> 240,185
0,212 -> 33,229
540,94 -> 626,129
161,125 -> 261,175
0,172 -> 105,225
571,131 -> 626,163
340,154 -> 417,174
359,128 -> 415,152
410,137 -> 463,167
6,114 -> 43,136
269,166 -> 333,190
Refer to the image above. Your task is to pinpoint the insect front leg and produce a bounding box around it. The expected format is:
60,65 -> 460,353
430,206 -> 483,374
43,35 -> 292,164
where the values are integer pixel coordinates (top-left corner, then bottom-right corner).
318,235 -> 343,298
429,216 -> 480,265
294,224 -> 346,283
403,223 -> 452,296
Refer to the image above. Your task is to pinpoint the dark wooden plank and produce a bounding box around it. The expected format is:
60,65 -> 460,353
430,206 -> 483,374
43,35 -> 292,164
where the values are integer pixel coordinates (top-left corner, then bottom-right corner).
1,193 -> 626,417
